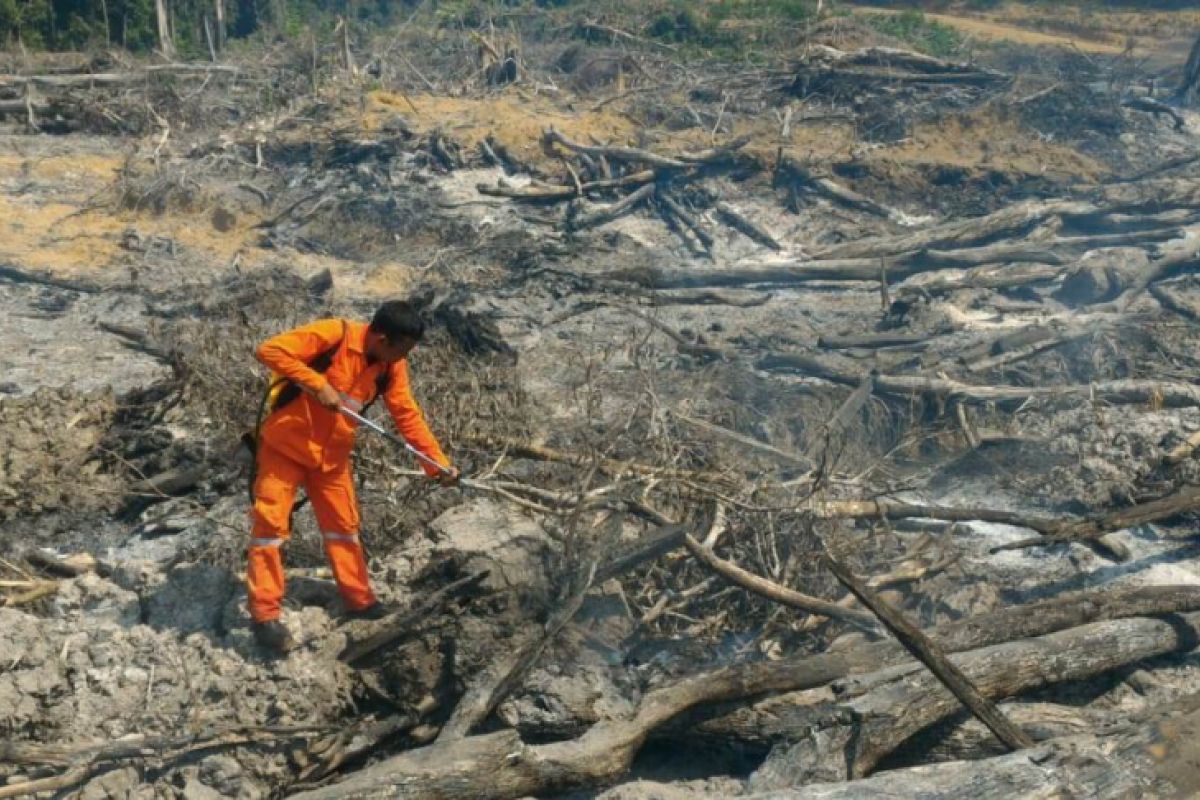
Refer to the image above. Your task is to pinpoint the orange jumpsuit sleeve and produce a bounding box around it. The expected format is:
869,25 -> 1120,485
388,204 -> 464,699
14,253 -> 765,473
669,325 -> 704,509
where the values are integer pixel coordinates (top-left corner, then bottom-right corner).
256,319 -> 345,394
383,359 -> 450,476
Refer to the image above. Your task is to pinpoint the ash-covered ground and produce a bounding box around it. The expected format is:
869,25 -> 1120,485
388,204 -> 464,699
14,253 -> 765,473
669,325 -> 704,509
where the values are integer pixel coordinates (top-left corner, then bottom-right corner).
6,6 -> 1200,798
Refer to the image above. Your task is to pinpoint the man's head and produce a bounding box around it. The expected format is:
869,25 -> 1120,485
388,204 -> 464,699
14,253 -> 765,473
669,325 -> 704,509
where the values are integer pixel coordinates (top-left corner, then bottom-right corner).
366,300 -> 425,363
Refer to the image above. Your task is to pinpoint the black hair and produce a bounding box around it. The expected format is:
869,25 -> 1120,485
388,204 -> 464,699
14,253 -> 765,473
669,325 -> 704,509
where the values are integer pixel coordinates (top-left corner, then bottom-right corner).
369,300 -> 426,342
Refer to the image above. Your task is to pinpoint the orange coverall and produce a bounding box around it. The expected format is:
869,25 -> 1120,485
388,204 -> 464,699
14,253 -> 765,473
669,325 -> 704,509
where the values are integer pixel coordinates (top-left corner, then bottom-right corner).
248,319 -> 449,622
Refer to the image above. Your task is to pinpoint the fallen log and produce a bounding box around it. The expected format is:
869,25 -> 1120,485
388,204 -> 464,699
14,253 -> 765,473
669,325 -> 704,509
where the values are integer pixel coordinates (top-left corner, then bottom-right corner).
543,128 -> 689,170
824,554 -> 1034,754
0,723 -> 326,769
1174,27 -> 1200,107
1114,155 -> 1200,185
656,197 -> 709,256
646,288 -> 773,307
811,199 -> 1097,261
919,243 -> 1064,268
128,465 -> 206,498
811,497 -> 1128,561
714,201 -> 783,251
1095,177 -> 1200,211
1113,225 -> 1200,310
960,322 -> 1108,375
778,158 -> 914,225
0,263 -> 105,293
463,434 -> 729,483
893,701 -> 1124,765
829,46 -> 1007,78
437,557 -> 599,742
1165,429 -> 1200,465
743,583 -> 1200,726
593,523 -> 691,583
0,97 -> 48,114
614,244 -> 1063,290
748,611 -> 1200,788
1123,95 -> 1186,130
23,550 -> 96,577
992,482 -> 1200,553
805,374 -> 875,467
804,176 -> 914,224
818,331 -> 930,350
612,258 -> 893,287
570,182 -> 656,230
339,571 -> 489,664
1062,207 -> 1198,233
0,64 -> 239,89
676,136 -> 752,164
672,412 -> 812,469
1,580 -> 59,607
955,322 -> 1079,364
791,45 -> 1009,92
686,536 -> 881,634
296,585 -> 1200,800
896,262 -> 1063,296
1150,281 -> 1200,321
98,322 -> 174,362
757,354 -> 1200,411
0,724 -> 324,799
657,191 -> 714,252
749,696 -> 1200,799
476,170 -> 657,201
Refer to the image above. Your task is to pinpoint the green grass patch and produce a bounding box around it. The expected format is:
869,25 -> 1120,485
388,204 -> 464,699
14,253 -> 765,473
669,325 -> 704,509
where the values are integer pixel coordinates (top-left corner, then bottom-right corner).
642,0 -> 819,58
864,9 -> 963,57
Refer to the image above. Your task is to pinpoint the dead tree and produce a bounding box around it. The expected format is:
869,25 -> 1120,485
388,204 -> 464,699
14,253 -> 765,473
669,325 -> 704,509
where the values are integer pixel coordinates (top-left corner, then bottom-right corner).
155,0 -> 175,60
214,0 -> 225,51
1174,30 -> 1200,107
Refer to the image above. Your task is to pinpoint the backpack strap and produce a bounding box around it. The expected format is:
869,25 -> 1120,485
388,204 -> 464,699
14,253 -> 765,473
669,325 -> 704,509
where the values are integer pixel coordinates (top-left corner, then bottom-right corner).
246,320 -> 347,504
268,319 -> 348,415
362,362 -> 392,414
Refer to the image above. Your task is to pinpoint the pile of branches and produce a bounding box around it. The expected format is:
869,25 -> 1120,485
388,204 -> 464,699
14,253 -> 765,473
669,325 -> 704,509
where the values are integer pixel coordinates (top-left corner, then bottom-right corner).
478,129 -> 782,256
0,65 -> 250,135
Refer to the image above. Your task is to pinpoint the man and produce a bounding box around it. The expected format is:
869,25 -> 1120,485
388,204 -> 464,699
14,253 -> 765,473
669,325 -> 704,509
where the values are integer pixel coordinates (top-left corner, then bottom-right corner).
248,300 -> 458,653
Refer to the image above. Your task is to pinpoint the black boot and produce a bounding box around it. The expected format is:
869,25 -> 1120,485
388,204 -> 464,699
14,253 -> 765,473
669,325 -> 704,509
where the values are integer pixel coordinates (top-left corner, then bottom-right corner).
345,602 -> 393,621
253,619 -> 296,653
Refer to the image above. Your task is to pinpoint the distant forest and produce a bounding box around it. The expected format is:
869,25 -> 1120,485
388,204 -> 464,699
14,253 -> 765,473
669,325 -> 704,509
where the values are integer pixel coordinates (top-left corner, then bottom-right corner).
0,0 -> 424,55
1,0 -> 1192,58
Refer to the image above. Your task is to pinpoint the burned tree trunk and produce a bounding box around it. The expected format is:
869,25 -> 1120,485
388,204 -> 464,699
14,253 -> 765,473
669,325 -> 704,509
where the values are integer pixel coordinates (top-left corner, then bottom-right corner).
823,555 -> 1034,754
1175,31 -> 1200,107
214,0 -> 225,51
748,612 -> 1200,789
751,695 -> 1200,798
678,584 -> 1200,745
293,586 -> 1200,800
155,0 -> 175,59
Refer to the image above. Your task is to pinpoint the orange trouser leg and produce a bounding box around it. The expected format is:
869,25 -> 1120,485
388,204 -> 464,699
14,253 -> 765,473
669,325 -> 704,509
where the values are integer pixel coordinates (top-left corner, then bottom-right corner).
307,464 -> 375,611
247,444 -> 305,622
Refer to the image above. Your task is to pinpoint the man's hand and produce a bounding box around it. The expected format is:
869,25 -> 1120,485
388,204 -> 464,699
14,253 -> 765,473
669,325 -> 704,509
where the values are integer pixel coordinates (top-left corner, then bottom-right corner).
316,383 -> 342,411
437,466 -> 461,487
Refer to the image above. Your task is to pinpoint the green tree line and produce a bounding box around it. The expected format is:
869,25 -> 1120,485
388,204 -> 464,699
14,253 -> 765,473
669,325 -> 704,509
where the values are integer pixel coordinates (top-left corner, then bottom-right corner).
0,0 -> 419,54
5,0 -> 1192,57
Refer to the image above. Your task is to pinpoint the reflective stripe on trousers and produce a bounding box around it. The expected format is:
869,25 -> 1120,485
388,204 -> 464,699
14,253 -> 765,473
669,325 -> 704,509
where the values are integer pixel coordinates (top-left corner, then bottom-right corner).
247,442 -> 376,622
